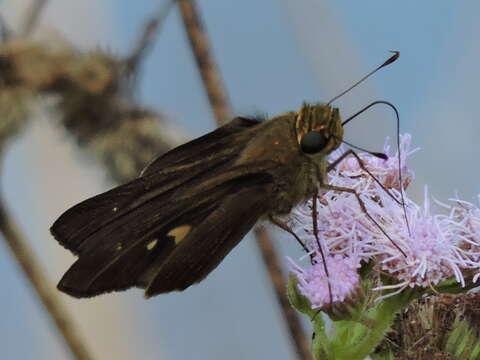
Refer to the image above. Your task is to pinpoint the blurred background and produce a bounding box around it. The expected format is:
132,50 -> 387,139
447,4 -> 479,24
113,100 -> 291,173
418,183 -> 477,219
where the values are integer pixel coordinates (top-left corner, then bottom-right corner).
1,1 -> 479,359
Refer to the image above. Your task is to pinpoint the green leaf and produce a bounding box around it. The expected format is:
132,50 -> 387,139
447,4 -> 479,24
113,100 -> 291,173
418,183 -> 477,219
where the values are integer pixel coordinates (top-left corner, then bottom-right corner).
286,273 -> 316,317
446,319 -> 480,359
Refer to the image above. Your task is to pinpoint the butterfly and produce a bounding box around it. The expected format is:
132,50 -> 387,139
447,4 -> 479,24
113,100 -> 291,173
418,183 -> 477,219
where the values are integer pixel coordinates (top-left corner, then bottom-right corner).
51,103 -> 346,298
51,52 -> 399,299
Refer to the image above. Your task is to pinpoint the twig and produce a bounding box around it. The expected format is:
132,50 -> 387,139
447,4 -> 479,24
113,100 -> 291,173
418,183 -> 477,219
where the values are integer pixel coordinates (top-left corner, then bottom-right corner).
255,227 -> 314,360
124,0 -> 176,81
19,0 -> 49,37
0,198 -> 93,360
177,1 -> 311,359
177,0 -> 232,125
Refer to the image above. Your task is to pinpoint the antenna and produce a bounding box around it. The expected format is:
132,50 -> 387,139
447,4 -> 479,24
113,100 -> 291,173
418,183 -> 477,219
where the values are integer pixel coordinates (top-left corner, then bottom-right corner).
339,138 -> 388,160
342,100 -> 411,236
327,51 -> 399,105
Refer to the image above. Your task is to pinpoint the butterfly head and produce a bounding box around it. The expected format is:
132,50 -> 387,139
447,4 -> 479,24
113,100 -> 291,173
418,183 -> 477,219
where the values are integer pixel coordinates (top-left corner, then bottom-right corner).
295,103 -> 343,157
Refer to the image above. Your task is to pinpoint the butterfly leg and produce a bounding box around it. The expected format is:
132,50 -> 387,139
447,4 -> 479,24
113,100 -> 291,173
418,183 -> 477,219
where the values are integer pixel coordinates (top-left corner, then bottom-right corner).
269,215 -> 316,264
311,190 -> 333,304
318,183 -> 407,257
329,148 -> 412,237
328,149 -> 402,206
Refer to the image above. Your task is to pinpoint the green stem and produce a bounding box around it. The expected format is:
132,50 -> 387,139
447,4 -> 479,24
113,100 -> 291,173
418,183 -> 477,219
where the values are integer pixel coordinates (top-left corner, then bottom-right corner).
313,290 -> 420,360
344,291 -> 419,359
345,299 -> 400,359
312,314 -> 330,360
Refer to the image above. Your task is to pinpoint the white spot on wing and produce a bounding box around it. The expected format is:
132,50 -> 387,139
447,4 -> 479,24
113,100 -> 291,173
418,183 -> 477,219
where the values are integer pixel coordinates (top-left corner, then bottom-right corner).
147,239 -> 158,250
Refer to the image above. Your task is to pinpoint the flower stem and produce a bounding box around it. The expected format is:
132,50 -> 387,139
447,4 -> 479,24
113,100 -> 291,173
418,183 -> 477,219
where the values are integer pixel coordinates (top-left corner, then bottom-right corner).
311,314 -> 330,360
347,300 -> 401,358
341,290 -> 420,359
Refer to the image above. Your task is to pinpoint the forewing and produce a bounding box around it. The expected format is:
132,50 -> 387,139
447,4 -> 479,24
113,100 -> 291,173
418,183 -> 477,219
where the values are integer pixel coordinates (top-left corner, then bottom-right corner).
51,116 -> 262,255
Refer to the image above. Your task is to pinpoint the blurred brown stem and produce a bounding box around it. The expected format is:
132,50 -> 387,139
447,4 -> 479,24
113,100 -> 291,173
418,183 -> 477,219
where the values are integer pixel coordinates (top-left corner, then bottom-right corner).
0,199 -> 92,360
177,1 -> 312,359
255,227 -> 313,360
124,0 -> 175,80
177,0 -> 232,125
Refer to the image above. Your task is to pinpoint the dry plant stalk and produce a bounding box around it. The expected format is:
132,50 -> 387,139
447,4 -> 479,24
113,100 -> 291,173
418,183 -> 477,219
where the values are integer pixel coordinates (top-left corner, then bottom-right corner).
375,293 -> 480,359
0,201 -> 92,360
177,1 -> 312,359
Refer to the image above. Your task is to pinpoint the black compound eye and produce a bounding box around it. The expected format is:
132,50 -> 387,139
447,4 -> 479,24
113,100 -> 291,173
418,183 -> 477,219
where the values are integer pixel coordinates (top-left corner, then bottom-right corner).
300,131 -> 328,154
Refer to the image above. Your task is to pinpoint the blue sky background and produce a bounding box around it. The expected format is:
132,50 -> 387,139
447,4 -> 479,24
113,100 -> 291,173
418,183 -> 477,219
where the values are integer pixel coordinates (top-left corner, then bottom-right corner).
1,1 -> 480,359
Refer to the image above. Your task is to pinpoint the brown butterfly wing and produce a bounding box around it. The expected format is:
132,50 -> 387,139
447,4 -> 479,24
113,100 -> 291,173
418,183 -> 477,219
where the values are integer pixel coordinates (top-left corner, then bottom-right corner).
51,117 -> 278,298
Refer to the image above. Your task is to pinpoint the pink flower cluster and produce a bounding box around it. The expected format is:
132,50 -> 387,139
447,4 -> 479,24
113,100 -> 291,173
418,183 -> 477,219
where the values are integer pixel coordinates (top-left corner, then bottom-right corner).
289,135 -> 480,309
289,255 -> 360,309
